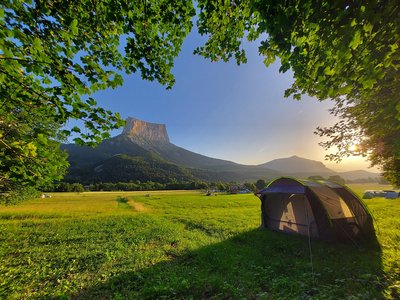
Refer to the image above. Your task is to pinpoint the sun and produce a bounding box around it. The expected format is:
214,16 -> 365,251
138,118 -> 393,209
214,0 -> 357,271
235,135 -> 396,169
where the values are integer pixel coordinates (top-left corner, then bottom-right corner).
349,144 -> 359,152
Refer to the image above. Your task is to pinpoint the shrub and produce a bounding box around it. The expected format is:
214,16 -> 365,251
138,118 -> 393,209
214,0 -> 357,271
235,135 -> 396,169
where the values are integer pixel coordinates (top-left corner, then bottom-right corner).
116,196 -> 129,204
0,186 -> 40,205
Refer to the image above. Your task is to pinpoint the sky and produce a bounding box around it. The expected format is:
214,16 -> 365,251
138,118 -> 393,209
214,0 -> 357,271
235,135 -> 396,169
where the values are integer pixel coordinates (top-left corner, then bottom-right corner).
76,28 -> 378,172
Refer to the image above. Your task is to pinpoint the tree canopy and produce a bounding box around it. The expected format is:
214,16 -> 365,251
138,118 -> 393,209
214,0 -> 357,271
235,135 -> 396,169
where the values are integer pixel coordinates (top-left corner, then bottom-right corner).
1,0 -> 194,143
1,0 -> 194,200
255,179 -> 267,191
0,105 -> 68,203
1,0 -> 399,196
196,0 -> 400,185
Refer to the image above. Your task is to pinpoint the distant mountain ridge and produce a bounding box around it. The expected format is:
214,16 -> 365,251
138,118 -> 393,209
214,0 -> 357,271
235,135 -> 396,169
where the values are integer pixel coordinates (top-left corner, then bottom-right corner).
259,155 -> 334,174
62,117 -> 380,183
338,170 -> 381,181
258,155 -> 380,181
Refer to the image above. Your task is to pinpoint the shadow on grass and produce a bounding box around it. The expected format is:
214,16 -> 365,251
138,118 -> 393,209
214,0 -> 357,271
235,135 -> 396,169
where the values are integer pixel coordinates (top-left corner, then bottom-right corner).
71,228 -> 392,299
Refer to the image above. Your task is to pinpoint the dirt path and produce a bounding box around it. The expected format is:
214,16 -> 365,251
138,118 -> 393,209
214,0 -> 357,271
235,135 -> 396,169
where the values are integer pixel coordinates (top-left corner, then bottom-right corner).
129,200 -> 149,212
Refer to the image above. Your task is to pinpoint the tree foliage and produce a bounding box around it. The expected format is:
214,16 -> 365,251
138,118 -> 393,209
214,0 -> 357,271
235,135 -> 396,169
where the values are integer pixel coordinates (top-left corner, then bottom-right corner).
195,0 -> 400,185
327,175 -> 346,185
0,103 -> 68,203
1,0 -> 194,197
2,0 -> 399,193
1,0 -> 194,142
255,179 -> 267,191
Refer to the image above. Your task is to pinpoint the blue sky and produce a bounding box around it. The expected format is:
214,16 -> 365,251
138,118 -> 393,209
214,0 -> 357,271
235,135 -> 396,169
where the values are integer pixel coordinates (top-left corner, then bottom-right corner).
77,28 -> 376,172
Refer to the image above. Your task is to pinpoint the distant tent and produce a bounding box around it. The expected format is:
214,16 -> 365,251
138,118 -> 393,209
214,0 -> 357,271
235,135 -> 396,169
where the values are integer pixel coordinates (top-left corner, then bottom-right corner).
255,177 -> 375,242
385,191 -> 399,199
363,190 -> 387,199
362,191 -> 375,199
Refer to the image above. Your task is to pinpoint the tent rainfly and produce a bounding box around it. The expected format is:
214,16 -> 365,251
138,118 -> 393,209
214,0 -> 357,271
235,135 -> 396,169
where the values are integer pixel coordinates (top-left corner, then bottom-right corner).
255,177 -> 376,242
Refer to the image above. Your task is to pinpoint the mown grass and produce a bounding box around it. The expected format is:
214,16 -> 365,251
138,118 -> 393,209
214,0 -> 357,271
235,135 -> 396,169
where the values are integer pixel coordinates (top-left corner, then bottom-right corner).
0,186 -> 399,299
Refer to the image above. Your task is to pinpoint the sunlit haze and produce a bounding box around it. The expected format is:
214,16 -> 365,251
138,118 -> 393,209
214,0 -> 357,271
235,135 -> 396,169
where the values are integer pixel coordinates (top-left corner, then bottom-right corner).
70,29 -> 378,173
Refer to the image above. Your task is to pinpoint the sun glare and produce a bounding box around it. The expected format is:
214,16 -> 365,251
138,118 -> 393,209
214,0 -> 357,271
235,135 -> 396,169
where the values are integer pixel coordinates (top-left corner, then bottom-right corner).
349,144 -> 359,152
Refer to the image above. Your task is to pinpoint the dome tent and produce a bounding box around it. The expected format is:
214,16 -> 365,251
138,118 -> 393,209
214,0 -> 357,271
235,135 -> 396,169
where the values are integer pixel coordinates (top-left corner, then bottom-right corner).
255,177 -> 375,242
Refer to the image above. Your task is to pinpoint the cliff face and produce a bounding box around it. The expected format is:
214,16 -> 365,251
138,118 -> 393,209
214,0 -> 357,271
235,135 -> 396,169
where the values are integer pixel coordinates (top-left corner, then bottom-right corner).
118,117 -> 240,169
122,117 -> 170,144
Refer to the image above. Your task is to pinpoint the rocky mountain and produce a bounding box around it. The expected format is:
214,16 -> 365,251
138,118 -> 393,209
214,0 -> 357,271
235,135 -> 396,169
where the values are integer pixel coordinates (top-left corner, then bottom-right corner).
120,118 -> 250,170
62,117 -> 380,184
122,117 -> 170,145
62,118 -> 280,183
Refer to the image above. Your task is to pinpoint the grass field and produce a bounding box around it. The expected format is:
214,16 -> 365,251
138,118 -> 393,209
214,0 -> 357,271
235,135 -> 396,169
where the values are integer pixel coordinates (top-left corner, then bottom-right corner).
0,185 -> 399,299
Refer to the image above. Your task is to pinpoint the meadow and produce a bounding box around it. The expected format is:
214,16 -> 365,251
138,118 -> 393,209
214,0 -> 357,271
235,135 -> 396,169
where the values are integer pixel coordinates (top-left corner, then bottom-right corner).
0,185 -> 399,299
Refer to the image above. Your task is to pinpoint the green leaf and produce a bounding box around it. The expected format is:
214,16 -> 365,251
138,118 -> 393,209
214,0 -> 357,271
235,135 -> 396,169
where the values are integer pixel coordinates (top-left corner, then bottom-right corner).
324,67 -> 335,76
349,30 -> 362,50
71,126 -> 81,133
361,78 -> 376,89
363,23 -> 373,34
390,43 -> 398,52
338,85 -> 352,95
349,31 -> 362,50
70,19 -> 78,35
32,37 -> 43,52
263,54 -> 276,67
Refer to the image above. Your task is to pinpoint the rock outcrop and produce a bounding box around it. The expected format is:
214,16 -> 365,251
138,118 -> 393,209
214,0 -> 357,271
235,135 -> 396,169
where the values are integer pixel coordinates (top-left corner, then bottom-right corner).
122,117 -> 170,144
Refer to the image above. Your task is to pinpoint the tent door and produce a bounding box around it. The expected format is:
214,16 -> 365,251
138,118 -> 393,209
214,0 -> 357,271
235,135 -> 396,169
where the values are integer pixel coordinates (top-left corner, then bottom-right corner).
264,194 -> 318,237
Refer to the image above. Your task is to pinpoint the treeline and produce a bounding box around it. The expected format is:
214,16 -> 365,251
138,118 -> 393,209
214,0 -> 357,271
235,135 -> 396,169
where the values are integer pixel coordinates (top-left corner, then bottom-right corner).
307,175 -> 386,185
346,177 -> 388,184
43,180 -> 260,193
42,176 -> 384,194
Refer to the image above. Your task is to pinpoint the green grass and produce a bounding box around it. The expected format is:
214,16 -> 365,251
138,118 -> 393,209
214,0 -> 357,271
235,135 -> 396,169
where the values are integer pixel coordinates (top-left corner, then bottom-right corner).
0,186 -> 399,299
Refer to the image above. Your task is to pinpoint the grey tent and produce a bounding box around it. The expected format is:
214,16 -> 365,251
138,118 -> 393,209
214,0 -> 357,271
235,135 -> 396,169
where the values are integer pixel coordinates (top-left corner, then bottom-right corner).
255,177 -> 375,242
385,191 -> 399,199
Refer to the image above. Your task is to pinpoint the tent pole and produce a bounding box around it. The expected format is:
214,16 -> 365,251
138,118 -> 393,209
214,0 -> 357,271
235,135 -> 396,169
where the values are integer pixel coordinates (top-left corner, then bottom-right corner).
304,197 -> 316,288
